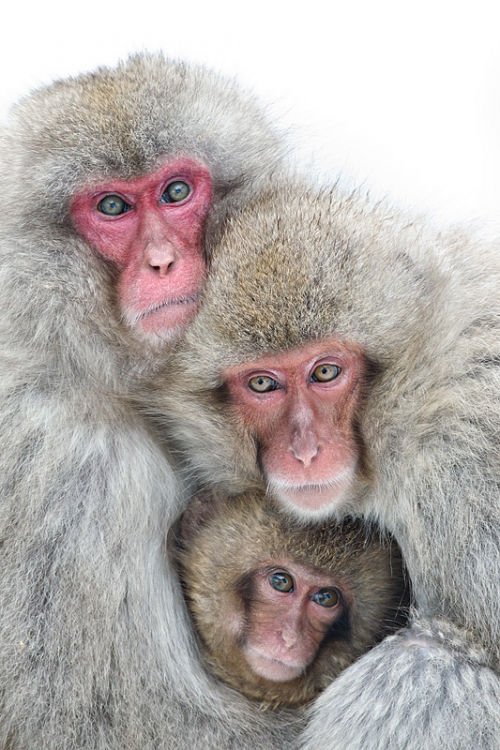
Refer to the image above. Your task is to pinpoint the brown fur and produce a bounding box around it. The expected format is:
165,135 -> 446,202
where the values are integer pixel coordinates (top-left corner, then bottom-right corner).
173,490 -> 408,708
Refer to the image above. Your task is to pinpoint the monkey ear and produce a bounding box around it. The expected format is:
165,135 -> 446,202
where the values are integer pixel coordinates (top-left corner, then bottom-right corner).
177,489 -> 227,547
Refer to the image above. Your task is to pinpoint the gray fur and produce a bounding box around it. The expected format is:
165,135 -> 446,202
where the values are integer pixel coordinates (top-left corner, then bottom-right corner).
0,56 -> 300,749
302,617 -> 500,750
157,180 -> 500,748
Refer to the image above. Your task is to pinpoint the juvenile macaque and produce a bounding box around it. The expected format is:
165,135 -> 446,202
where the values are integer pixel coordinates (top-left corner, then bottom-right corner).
157,180 -> 500,749
0,56 -> 298,750
174,490 -> 409,708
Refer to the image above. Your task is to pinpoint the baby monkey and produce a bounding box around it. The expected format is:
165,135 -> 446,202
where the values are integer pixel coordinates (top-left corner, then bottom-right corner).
174,490 -> 409,708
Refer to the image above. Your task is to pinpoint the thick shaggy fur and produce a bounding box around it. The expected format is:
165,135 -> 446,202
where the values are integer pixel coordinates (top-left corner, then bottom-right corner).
157,181 -> 500,748
174,490 -> 409,707
0,56 -> 300,749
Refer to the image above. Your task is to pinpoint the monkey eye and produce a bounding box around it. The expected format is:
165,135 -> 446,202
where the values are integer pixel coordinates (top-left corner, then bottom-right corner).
97,194 -> 131,216
269,572 -> 294,593
311,364 -> 341,383
161,180 -> 191,203
311,588 -> 339,608
248,375 -> 280,393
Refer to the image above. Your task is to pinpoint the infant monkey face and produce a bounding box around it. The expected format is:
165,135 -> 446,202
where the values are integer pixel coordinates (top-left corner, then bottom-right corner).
242,559 -> 347,682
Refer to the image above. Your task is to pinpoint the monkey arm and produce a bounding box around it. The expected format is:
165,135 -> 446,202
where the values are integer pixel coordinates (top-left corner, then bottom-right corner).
300,616 -> 500,750
0,389 -> 175,744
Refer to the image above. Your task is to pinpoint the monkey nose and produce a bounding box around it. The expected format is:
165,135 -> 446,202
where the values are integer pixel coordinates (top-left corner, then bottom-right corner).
143,242 -> 178,277
290,440 -> 320,467
279,629 -> 298,649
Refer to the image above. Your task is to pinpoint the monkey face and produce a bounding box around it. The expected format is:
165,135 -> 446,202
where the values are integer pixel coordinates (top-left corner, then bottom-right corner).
241,560 -> 346,682
70,158 -> 213,344
224,337 -> 366,518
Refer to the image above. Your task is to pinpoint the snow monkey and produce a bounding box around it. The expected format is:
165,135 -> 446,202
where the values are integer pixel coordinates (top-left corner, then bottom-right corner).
0,55 -> 303,750
157,179 -> 500,750
174,489 -> 409,708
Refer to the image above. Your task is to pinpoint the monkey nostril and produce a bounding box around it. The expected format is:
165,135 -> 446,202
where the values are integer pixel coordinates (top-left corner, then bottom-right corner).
150,259 -> 175,277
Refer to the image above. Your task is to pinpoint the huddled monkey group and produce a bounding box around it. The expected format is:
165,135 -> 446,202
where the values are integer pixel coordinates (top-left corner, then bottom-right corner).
1,52 -> 500,750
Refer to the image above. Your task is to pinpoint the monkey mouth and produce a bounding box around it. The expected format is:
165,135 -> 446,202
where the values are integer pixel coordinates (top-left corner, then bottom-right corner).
123,295 -> 199,341
128,295 -> 199,324
244,646 -> 306,683
267,467 -> 356,516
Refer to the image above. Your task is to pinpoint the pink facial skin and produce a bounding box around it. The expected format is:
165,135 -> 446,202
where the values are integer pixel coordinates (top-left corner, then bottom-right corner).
243,560 -> 346,682
70,158 -> 213,344
225,338 -> 365,514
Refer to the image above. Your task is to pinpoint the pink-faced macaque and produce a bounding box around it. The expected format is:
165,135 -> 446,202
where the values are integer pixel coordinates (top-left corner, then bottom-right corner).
156,179 -> 500,750
70,159 -> 213,343
174,491 -> 409,708
223,340 -> 367,517
0,56 -> 302,750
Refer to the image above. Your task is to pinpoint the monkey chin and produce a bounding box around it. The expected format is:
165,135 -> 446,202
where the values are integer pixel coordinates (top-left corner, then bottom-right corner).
267,466 -> 357,523
123,298 -> 199,347
244,647 -> 306,683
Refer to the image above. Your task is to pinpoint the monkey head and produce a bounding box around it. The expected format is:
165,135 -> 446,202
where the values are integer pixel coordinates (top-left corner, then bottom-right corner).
174,490 -> 408,708
157,180 -> 462,520
0,54 -> 285,350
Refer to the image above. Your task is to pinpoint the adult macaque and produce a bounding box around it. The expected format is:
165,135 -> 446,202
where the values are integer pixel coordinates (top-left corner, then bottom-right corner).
174,490 -> 408,708
158,181 -> 500,749
0,56 -> 299,750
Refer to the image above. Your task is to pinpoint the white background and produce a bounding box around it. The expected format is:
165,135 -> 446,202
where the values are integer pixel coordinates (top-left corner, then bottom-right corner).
1,0 -> 499,234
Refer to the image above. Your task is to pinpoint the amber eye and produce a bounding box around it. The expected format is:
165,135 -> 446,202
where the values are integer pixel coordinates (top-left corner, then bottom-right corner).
161,181 -> 191,203
97,195 -> 131,216
248,375 -> 280,393
311,588 -> 339,608
269,572 -> 294,593
311,364 -> 341,382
